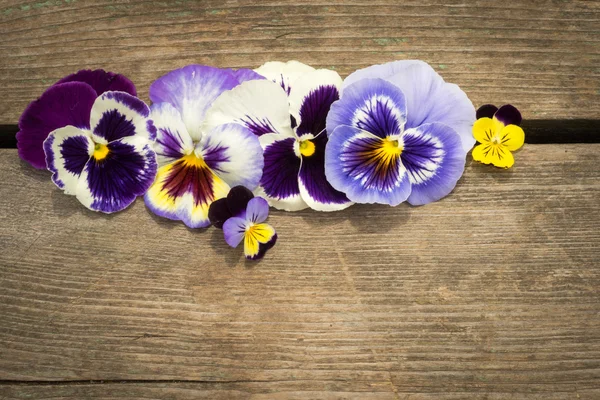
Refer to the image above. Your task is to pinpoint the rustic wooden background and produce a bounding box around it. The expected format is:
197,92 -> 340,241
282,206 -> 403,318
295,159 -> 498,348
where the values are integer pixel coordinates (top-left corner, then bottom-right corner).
0,0 -> 599,399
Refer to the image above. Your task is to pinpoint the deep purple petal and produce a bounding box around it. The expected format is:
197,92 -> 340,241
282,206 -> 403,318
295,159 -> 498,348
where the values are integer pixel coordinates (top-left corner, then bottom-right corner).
56,69 -> 137,97
295,84 -> 340,138
402,123 -> 467,206
223,216 -> 248,248
43,126 -> 93,194
150,65 -> 239,141
494,104 -> 522,127
298,134 -> 352,211
226,185 -> 254,219
259,136 -> 302,205
245,197 -> 269,224
476,104 -> 498,120
90,91 -> 155,143
17,82 -> 97,169
326,78 -> 407,139
76,136 -> 157,213
208,198 -> 232,229
324,125 -> 411,206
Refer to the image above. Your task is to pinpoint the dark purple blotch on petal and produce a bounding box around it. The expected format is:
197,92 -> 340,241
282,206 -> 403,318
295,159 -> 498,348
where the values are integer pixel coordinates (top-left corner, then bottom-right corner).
494,104 -> 522,127
17,82 -> 97,169
356,96 -> 404,138
296,85 -> 339,137
61,135 -> 92,175
260,138 -> 302,200
203,143 -> 230,174
103,91 -> 150,118
248,233 -> 278,261
57,69 -> 137,97
94,109 -> 136,143
86,140 -> 156,213
241,115 -> 278,136
476,104 -> 498,120
299,134 -> 349,205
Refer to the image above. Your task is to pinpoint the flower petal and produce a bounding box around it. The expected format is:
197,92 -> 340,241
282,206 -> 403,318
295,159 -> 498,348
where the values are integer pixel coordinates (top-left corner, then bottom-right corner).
476,104 -> 498,120
254,60 -> 315,95
257,134 -> 306,211
327,78 -> 407,139
246,197 -> 270,224
197,123 -> 264,189
227,185 -> 255,219
56,69 -> 137,97
499,124 -> 525,151
244,223 -> 277,260
76,136 -> 157,213
230,68 -> 265,84
494,104 -> 522,127
149,65 -> 239,141
90,91 -> 155,144
472,117 -> 497,144
223,216 -> 248,248
401,123 -> 467,205
202,79 -> 294,137
324,125 -> 411,206
144,154 -> 230,228
298,134 -> 353,211
150,102 -> 194,166
472,143 -> 515,168
17,82 -> 97,169
288,69 -> 342,138
43,126 -> 93,194
348,60 -> 476,152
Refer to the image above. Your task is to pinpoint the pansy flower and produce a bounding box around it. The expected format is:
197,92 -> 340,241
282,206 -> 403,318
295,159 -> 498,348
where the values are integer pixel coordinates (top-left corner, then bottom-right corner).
144,65 -> 265,228
202,61 -> 352,212
324,60 -> 476,206
17,69 -> 137,169
43,91 -> 157,213
472,104 -> 524,168
209,186 -> 277,260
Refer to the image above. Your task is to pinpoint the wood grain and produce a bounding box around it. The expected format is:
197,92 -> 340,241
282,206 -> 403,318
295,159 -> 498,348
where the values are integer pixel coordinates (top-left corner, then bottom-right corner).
1,145 -> 599,398
0,0 -> 599,125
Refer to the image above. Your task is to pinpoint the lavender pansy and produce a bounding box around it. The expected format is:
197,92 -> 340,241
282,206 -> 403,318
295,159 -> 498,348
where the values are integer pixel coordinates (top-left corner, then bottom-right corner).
325,60 -> 474,206
210,186 -> 277,260
144,65 -> 264,228
202,61 -> 353,212
43,91 -> 157,213
17,69 -> 136,169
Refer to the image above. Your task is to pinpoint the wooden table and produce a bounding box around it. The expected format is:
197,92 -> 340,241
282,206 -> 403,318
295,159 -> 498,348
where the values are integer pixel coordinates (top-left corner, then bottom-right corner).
1,1 -> 599,398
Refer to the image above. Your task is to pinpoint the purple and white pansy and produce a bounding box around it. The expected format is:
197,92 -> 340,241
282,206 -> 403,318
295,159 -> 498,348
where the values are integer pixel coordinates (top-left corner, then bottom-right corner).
43,91 -> 158,213
202,61 -> 353,212
17,69 -> 137,169
325,60 -> 476,206
143,65 -> 265,228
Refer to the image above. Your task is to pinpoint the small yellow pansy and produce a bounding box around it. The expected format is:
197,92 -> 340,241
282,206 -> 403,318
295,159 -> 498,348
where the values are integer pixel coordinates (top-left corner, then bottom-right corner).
472,104 -> 524,169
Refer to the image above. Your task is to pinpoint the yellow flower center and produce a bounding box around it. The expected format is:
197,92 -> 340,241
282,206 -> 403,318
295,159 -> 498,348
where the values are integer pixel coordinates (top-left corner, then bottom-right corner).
382,138 -> 403,156
181,152 -> 208,168
93,143 -> 109,161
299,139 -> 316,157
491,135 -> 501,145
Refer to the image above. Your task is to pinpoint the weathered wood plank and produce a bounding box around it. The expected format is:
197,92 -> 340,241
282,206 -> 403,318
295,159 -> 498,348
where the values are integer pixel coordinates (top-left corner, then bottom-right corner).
0,0 -> 599,125
0,145 -> 599,398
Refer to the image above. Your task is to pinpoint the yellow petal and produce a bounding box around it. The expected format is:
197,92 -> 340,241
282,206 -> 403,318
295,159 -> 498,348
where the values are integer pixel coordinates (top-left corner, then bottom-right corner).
499,124 -> 525,151
472,143 -> 515,168
472,118 -> 494,144
244,223 -> 276,259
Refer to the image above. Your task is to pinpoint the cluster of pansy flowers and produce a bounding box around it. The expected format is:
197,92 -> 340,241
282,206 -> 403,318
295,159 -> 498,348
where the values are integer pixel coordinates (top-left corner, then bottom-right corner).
17,60 -> 524,260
